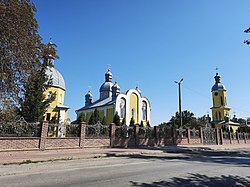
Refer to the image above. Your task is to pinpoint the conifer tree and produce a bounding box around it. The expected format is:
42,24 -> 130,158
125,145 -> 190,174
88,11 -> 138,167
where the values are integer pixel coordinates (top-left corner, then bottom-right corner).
19,64 -> 56,122
77,112 -> 86,123
129,117 -> 135,127
93,109 -> 101,124
121,118 -> 126,126
113,112 -> 121,126
102,116 -> 107,126
88,114 -> 94,125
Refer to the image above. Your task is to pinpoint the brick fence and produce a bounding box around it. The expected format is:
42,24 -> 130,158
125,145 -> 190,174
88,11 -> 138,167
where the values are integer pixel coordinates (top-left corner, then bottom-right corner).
1,122 -> 250,151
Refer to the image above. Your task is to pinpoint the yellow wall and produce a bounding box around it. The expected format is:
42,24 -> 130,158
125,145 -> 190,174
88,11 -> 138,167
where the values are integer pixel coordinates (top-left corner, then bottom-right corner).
107,108 -> 113,125
129,93 -> 138,124
211,90 -> 230,121
44,87 -> 68,122
214,124 -> 239,133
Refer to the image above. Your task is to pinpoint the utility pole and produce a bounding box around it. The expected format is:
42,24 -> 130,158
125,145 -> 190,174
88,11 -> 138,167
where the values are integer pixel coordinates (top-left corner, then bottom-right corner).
175,78 -> 183,128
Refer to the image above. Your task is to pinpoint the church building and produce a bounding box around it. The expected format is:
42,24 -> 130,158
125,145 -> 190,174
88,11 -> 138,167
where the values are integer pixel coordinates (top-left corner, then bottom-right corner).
76,68 -> 151,126
43,42 -> 70,124
210,72 -> 239,132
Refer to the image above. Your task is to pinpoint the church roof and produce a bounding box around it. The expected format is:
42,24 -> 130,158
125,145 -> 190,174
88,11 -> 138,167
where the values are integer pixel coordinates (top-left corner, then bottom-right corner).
76,97 -> 115,111
45,67 -> 66,90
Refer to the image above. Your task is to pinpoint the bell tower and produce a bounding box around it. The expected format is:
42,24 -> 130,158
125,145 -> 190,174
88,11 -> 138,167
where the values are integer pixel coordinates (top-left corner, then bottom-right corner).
210,73 -> 230,122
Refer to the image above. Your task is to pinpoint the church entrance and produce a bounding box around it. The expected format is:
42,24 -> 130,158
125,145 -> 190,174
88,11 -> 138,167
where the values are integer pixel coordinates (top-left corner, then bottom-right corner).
203,127 -> 217,145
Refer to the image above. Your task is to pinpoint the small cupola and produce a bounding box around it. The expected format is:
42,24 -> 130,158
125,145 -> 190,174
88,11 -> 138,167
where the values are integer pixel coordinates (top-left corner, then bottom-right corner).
112,82 -> 120,100
85,91 -> 93,106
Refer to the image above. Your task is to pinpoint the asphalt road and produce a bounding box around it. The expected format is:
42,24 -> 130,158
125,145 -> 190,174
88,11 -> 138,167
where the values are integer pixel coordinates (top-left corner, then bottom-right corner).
1,149 -> 250,187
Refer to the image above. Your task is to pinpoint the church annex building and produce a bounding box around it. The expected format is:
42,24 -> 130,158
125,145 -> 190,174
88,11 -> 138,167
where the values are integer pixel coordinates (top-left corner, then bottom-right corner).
76,68 -> 151,126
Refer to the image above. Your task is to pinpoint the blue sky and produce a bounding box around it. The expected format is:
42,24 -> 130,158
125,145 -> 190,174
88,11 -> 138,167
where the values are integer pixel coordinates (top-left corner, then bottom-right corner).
35,1 -> 250,125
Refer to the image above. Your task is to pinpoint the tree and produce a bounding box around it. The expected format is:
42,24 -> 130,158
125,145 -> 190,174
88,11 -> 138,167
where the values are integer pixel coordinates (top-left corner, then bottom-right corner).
169,110 -> 206,128
140,121 -> 144,127
121,118 -> 126,126
113,112 -> 121,126
19,64 -> 56,122
102,116 -> 107,126
0,1 -> 58,122
77,112 -> 86,123
93,109 -> 101,124
147,121 -> 151,127
0,0 -> 44,121
129,117 -> 135,127
88,114 -> 94,125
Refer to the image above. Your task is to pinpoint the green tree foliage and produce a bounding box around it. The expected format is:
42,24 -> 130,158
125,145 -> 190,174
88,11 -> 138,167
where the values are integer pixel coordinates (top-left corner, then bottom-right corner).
77,112 -> 86,123
0,1 -> 58,122
19,64 -> 56,122
140,121 -> 144,127
102,116 -> 107,126
88,109 -> 101,125
147,121 -> 151,127
88,114 -> 94,125
121,118 -> 126,126
113,112 -> 121,126
93,109 -> 101,124
169,110 -> 207,128
0,0 -> 43,120
19,42 -> 58,123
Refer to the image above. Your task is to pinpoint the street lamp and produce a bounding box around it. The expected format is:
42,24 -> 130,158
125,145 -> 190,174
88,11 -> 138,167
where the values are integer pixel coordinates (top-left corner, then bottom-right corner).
174,78 -> 183,128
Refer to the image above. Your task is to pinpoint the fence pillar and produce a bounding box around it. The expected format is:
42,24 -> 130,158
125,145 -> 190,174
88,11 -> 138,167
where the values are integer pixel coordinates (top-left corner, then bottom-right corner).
243,133 -> 246,144
215,128 -> 220,145
187,128 -> 190,144
200,127 -> 203,144
39,121 -> 48,150
172,128 -> 177,145
134,125 -> 139,147
220,128 -> 223,145
229,132 -> 232,144
110,123 -> 116,147
79,122 -> 86,148
236,132 -> 240,144
154,126 -> 160,146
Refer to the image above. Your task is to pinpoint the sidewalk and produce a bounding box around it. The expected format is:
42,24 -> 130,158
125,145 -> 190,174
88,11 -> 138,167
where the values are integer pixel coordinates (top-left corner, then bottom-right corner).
0,144 -> 249,165
0,148 -> 164,165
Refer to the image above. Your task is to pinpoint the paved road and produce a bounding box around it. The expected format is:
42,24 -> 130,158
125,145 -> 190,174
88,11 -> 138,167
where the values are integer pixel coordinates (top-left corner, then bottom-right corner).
1,150 -> 250,187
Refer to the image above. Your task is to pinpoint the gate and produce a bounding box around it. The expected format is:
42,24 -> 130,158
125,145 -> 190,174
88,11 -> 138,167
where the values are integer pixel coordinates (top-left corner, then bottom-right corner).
203,127 -> 217,145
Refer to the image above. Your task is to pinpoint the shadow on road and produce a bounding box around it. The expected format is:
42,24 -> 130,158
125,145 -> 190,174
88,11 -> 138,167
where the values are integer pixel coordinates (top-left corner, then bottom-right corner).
130,173 -> 250,187
117,146 -> 250,167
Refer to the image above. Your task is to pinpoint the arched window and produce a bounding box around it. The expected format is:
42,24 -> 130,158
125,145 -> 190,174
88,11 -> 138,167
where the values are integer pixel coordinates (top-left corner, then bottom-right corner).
215,112 -> 218,121
142,102 -> 147,121
219,112 -> 221,120
120,98 -> 126,119
132,108 -> 135,120
220,96 -> 224,106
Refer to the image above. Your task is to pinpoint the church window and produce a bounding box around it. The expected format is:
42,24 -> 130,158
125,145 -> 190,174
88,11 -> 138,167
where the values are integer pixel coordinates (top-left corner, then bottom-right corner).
120,98 -> 126,119
220,96 -> 224,106
142,102 -> 147,121
215,112 -> 218,121
132,108 -> 135,120
219,112 -> 221,120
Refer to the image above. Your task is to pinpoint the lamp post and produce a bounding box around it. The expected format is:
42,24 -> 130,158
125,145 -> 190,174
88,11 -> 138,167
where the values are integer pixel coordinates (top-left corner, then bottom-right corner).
175,78 -> 183,128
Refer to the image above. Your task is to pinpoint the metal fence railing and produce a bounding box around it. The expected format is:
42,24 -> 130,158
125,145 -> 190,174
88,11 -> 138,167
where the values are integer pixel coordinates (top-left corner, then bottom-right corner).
115,125 -> 134,138
0,117 -> 41,137
86,122 -> 110,137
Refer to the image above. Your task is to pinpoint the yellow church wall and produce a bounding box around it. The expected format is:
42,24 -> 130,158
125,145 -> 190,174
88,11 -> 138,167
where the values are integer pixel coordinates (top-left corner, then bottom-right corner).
214,124 -> 239,133
129,93 -> 138,124
106,108 -> 113,125
212,90 -> 227,108
44,87 -> 67,122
